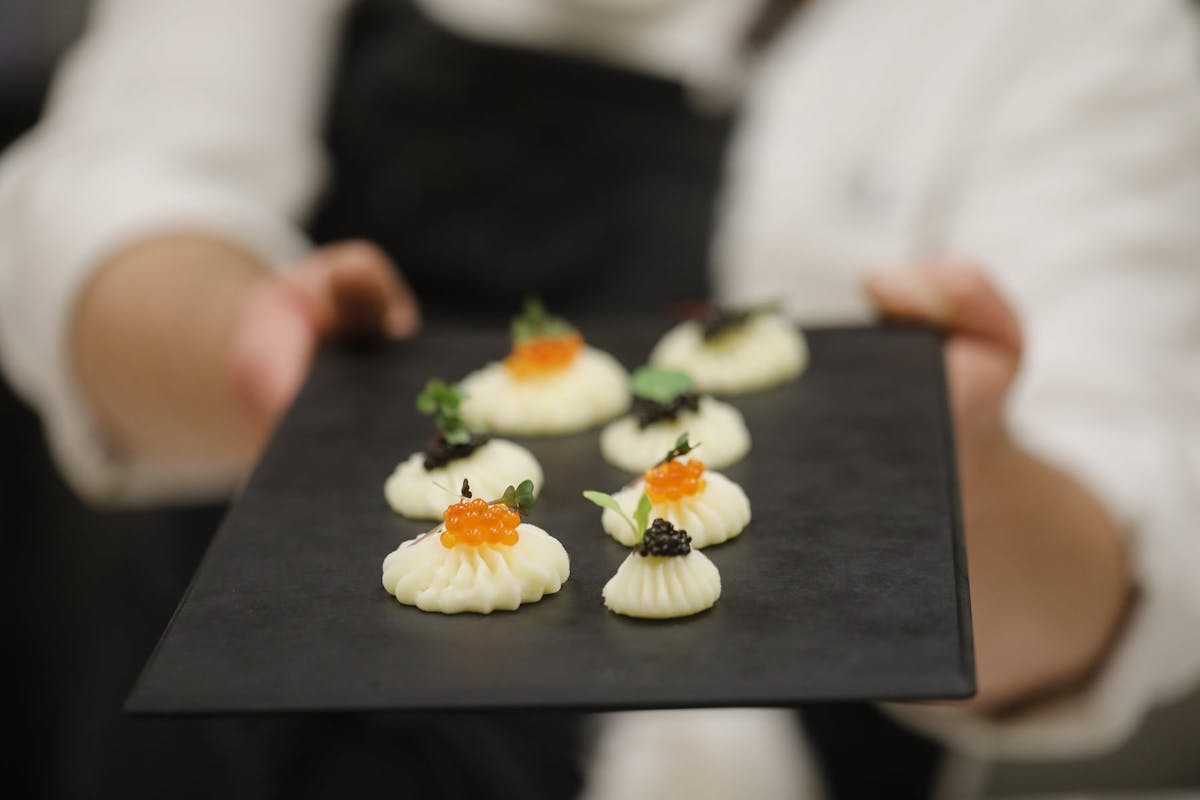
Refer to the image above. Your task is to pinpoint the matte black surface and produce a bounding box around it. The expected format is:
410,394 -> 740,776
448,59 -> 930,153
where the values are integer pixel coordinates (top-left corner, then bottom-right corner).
128,324 -> 974,715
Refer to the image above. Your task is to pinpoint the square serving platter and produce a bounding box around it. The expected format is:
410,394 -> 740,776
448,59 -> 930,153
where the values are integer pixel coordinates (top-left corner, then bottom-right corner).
127,322 -> 974,715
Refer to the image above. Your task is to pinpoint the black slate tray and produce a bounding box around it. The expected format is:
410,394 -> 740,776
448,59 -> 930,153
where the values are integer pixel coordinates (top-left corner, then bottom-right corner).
127,323 -> 974,714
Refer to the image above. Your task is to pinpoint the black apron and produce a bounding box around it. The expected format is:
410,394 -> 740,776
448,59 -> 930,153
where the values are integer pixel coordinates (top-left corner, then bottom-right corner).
308,2 -> 727,325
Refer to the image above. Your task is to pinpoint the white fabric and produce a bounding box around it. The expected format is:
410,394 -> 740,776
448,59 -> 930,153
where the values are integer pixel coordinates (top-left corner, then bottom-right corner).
415,0 -> 760,99
0,0 -> 347,504
581,709 -> 825,800
713,0 -> 1200,768
1,0 -> 1199,776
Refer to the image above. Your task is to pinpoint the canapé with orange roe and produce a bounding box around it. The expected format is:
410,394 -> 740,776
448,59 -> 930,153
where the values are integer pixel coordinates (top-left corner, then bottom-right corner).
382,480 -> 569,614
595,434 -> 751,548
503,331 -> 584,379
458,299 -> 629,436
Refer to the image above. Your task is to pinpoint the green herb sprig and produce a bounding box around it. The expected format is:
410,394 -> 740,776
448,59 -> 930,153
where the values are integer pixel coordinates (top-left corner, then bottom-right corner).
657,432 -> 700,466
497,480 -> 538,516
452,478 -> 538,516
416,379 -> 473,444
583,489 -> 654,543
511,297 -> 577,343
630,366 -> 695,405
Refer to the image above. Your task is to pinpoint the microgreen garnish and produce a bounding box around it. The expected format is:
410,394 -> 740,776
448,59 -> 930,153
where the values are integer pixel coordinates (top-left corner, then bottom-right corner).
444,478 -> 536,515
511,297 -> 577,343
418,380 -> 490,470
633,492 -> 653,538
583,489 -> 654,543
630,367 -> 695,405
417,379 -> 474,444
630,368 -> 701,428
497,480 -> 538,516
657,432 -> 700,466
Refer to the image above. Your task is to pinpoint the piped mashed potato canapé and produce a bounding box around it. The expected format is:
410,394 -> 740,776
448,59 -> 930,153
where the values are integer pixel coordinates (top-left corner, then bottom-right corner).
601,455 -> 750,548
602,518 -> 721,619
650,308 -> 807,394
459,300 -> 629,435
385,439 -> 543,520
384,379 -> 543,520
584,475 -> 724,619
382,484 -> 569,614
600,368 -> 749,472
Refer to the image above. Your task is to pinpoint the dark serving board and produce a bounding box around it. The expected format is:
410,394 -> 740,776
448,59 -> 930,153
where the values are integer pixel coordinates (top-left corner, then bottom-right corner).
127,323 -> 973,715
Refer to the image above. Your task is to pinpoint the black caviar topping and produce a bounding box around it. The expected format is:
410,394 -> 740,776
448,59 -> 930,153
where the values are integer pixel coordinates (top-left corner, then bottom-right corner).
700,302 -> 783,341
423,431 -> 490,471
701,308 -> 754,341
638,518 -> 692,557
633,392 -> 701,429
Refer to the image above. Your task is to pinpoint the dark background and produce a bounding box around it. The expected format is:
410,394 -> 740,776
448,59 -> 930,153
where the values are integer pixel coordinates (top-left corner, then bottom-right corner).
2,2 -> 1198,798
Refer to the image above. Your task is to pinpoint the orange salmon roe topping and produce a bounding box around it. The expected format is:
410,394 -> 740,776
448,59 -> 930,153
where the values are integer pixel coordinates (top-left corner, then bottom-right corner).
440,497 -> 521,548
643,458 -> 707,504
503,333 -> 584,379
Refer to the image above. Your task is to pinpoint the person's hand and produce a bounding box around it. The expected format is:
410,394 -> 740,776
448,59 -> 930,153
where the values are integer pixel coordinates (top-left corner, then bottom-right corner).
72,235 -> 420,498
230,240 -> 420,449
865,261 -> 1021,475
75,235 -> 419,485
866,262 -> 1129,713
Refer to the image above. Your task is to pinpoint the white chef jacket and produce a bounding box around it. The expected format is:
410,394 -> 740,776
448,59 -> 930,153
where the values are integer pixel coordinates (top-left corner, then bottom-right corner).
2,0 -> 1199,778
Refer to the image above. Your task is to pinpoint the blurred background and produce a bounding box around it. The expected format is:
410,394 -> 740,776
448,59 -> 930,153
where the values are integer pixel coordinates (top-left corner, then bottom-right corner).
1,8 -> 239,799
0,0 -> 84,134
2,2 -> 1199,799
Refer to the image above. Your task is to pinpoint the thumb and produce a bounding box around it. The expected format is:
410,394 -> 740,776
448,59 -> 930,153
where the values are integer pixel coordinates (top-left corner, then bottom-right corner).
288,240 -> 420,340
229,282 -> 317,447
865,261 -> 1021,354
866,261 -> 1023,447
229,240 -> 422,447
